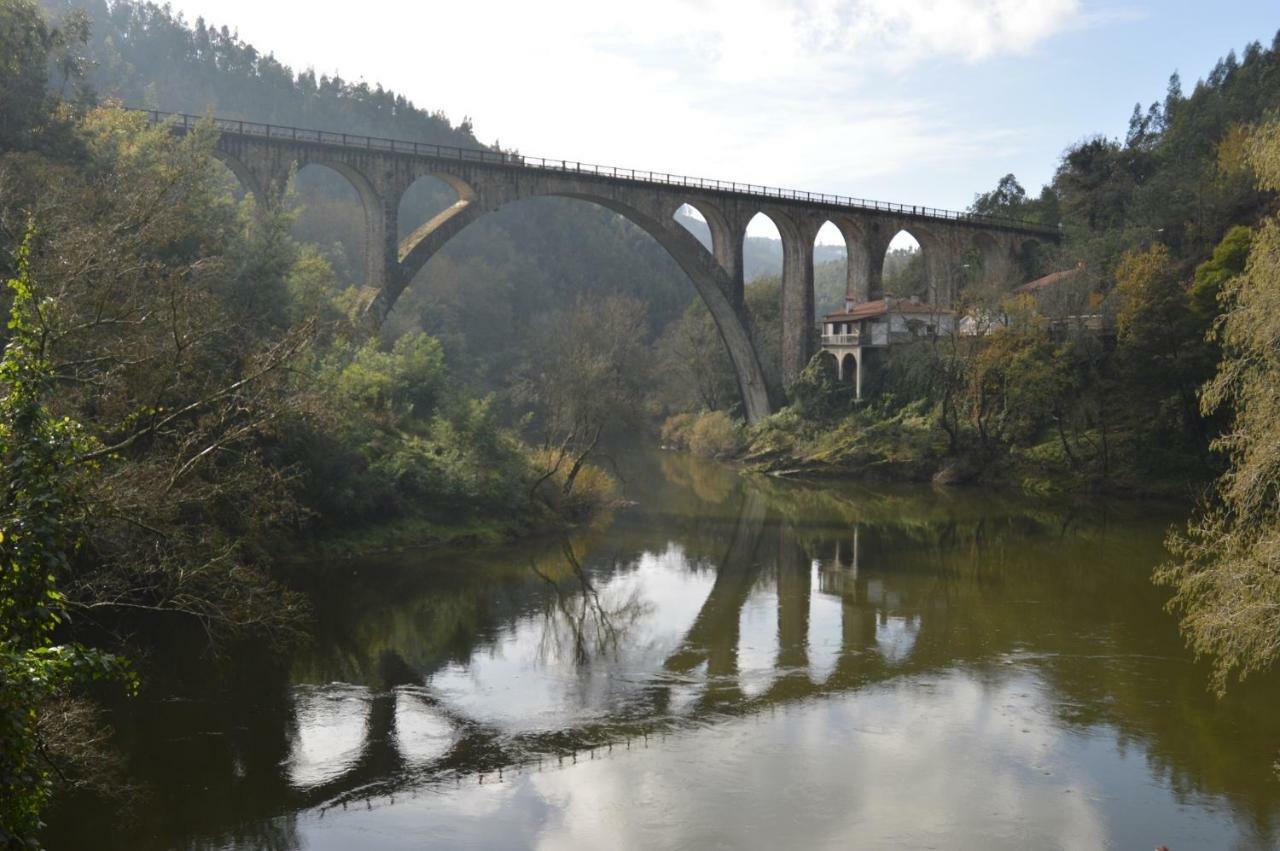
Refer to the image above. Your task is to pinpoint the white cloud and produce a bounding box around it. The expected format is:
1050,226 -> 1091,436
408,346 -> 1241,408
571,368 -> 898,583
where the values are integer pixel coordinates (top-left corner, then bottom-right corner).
163,0 -> 1091,211
846,0 -> 1084,64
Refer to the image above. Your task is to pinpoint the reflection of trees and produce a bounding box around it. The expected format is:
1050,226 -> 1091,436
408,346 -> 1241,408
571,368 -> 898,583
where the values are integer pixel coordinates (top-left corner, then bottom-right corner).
530,540 -> 650,667
54,462 -> 1280,849
658,451 -> 738,505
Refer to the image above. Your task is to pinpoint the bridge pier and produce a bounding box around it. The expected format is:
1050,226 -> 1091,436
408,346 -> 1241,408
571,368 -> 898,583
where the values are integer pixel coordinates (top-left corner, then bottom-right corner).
779,214 -> 822,390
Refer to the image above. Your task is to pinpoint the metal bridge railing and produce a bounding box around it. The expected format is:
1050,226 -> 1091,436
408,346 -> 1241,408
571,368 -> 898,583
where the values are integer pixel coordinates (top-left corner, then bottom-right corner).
135,108 -> 1060,237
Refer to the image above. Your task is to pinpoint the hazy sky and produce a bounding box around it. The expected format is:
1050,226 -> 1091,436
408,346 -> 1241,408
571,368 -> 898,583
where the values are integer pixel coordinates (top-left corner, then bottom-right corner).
163,0 -> 1277,227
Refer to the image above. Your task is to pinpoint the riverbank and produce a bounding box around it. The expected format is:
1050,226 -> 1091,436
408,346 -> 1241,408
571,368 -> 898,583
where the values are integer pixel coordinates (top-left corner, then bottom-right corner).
288,503 -> 625,561
739,403 -> 1214,500
284,456 -> 628,561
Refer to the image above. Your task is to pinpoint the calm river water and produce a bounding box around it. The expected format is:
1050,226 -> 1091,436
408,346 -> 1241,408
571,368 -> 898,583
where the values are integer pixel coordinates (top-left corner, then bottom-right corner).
45,452 -> 1280,849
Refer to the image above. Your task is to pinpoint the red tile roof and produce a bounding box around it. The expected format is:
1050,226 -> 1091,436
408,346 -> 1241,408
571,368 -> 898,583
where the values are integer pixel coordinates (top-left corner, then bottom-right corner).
1013,262 -> 1084,295
824,297 -> 954,321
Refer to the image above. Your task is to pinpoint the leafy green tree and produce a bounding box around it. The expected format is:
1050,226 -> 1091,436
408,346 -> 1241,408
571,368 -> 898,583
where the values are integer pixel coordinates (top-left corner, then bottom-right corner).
1112,243 -> 1213,458
788,354 -> 850,421
1,236 -> 133,848
971,173 -> 1027,218
653,300 -> 738,414
0,0 -> 89,154
1160,121 -> 1280,693
882,248 -> 928,299
1189,225 -> 1252,321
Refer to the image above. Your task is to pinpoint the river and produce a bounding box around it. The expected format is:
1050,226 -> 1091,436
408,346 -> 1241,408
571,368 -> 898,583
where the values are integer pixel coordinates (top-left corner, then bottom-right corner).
44,451 -> 1280,849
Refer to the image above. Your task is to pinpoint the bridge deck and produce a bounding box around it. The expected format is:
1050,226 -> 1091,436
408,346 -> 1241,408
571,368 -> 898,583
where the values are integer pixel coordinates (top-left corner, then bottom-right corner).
137,108 -> 1059,238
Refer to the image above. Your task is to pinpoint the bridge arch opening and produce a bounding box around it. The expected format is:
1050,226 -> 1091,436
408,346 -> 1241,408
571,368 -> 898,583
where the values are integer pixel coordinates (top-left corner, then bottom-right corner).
814,220 -> 848,318
880,230 -> 927,301
744,211 -> 786,284
383,189 -> 774,422
673,203 -> 714,251
397,173 -> 475,244
1014,236 -> 1054,288
290,162 -> 374,289
207,153 -> 253,206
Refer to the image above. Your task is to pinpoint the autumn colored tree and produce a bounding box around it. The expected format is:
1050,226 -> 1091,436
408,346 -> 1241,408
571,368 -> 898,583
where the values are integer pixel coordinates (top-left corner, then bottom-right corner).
1160,121 -> 1280,693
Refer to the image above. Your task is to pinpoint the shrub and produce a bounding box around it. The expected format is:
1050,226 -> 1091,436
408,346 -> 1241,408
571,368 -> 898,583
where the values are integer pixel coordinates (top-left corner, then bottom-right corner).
528,448 -> 618,521
788,354 -> 851,421
660,410 -> 742,458
659,412 -> 696,448
687,410 -> 742,458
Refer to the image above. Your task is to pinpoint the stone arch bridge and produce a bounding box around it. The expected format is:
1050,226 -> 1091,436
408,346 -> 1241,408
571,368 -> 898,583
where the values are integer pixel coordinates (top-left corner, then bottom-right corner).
144,110 -> 1059,423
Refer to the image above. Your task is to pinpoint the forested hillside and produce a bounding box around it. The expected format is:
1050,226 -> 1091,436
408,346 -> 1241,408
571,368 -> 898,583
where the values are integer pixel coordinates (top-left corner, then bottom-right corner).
34,0 -> 707,396
737,33 -> 1280,493
1,3 -> 640,840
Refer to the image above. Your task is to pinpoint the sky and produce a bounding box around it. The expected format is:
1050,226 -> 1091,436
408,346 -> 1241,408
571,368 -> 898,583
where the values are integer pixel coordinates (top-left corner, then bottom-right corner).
164,0 -> 1278,241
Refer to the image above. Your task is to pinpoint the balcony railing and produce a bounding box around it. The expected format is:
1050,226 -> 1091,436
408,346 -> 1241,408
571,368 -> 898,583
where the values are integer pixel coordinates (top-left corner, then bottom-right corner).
131,108 -> 1062,238
822,333 -> 861,346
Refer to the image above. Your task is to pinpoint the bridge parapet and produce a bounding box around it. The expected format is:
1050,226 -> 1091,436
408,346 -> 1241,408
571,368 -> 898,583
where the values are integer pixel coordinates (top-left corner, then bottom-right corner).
139,109 -> 1060,239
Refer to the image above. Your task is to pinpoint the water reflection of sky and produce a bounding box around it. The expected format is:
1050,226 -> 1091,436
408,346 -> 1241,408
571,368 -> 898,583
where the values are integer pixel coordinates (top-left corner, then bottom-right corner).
269,486 -> 1279,850
42,460 -> 1280,851
427,547 -> 716,732
286,685 -> 371,788
281,535 -> 1252,851
283,670 -> 1246,850
284,537 -> 939,776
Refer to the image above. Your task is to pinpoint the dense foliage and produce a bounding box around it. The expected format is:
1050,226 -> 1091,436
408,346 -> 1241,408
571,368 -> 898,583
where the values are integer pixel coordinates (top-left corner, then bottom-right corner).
1159,122 -> 1280,693
0,2 -> 619,841
27,0 -> 705,398
741,32 -> 1280,500
1,238 -> 134,849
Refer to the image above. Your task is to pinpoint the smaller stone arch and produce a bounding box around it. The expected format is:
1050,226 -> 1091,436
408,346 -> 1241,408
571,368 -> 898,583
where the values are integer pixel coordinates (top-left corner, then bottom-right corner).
749,208 -> 822,390
833,217 -> 890,304
812,219 -> 847,314
210,149 -> 268,208
394,170 -> 479,269
289,157 -> 391,294
840,352 -> 860,399
968,230 -> 1012,292
878,226 -> 932,302
295,157 -> 383,213
671,200 -> 729,253
741,208 -> 793,283
672,199 -> 744,300
817,350 -> 840,380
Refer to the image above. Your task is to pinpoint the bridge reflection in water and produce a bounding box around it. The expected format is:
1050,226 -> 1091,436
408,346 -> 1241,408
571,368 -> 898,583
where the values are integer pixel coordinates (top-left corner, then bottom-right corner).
42,452 -> 1280,850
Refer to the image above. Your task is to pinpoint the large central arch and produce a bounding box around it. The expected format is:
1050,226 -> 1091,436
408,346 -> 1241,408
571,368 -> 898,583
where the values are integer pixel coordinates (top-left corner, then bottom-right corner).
386,180 -> 776,423
213,140 -> 777,422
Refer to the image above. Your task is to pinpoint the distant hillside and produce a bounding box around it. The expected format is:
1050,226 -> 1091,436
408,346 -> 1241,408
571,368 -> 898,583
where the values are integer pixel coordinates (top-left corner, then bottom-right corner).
38,0 -> 701,392
673,210 -> 846,283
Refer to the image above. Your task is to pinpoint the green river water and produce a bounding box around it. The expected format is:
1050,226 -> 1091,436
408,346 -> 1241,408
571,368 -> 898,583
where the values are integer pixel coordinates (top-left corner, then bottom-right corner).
44,452 -> 1280,849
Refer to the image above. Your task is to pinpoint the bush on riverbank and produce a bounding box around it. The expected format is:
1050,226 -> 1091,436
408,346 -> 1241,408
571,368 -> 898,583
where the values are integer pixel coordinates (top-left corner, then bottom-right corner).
528,448 -> 620,522
743,327 -> 1214,497
742,399 -> 947,482
660,410 -> 743,458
